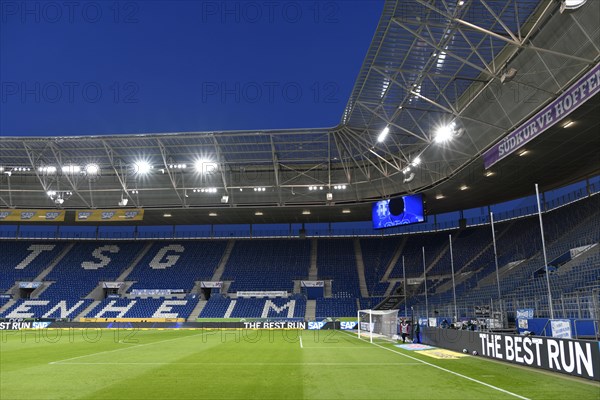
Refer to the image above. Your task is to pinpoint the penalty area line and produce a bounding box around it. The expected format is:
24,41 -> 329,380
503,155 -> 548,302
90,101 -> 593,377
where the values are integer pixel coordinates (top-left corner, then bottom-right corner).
341,331 -> 531,400
299,335 -> 303,348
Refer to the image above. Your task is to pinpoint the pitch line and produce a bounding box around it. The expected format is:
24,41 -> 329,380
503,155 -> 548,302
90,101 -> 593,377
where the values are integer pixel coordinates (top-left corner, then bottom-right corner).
342,331 -> 531,400
49,332 -> 205,365
50,362 -> 423,366
300,347 -> 374,349
299,335 -> 303,348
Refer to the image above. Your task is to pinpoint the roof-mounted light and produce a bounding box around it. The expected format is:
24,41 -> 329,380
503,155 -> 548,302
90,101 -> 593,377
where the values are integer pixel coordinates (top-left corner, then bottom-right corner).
434,123 -> 455,143
377,126 -> 390,143
85,163 -> 100,175
134,161 -> 152,175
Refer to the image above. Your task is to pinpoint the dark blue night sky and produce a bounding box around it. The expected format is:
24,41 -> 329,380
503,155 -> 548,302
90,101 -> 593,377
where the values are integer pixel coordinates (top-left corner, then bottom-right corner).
0,1 -> 384,136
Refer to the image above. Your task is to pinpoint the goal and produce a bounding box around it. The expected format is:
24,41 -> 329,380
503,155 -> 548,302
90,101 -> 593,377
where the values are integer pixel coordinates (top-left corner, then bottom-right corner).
357,309 -> 399,343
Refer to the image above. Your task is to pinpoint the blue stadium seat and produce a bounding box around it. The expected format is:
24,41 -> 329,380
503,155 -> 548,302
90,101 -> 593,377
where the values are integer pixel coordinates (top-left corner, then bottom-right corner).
127,241 -> 227,291
223,240 -> 310,292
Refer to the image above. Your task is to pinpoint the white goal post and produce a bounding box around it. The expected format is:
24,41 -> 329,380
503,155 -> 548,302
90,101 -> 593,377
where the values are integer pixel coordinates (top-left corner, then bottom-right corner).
357,309 -> 399,343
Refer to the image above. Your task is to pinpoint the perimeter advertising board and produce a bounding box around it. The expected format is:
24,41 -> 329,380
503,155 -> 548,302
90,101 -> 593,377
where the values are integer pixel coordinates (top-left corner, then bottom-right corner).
0,318 -> 53,330
75,209 -> 144,222
0,210 -> 65,222
423,327 -> 600,381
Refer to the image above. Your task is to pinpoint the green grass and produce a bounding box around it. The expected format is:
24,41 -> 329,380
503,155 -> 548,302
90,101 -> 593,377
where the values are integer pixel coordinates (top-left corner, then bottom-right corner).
1,329 -> 598,400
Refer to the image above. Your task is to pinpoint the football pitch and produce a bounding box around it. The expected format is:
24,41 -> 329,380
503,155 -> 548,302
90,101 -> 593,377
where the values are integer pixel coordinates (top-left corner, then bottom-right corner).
1,329 -> 598,400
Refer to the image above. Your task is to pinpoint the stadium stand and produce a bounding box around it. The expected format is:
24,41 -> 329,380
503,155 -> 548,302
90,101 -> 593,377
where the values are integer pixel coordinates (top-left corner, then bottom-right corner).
84,298 -> 198,319
127,241 -> 227,291
0,297 -> 9,309
223,240 -> 310,292
0,194 -> 597,321
0,242 -> 65,292
199,295 -> 232,318
41,242 -> 146,301
388,231 -> 453,282
360,297 -> 385,310
360,237 -> 400,296
417,195 -> 600,318
315,298 -> 357,318
317,239 -> 360,297
199,295 -> 306,319
229,297 -> 265,318
1,298 -> 93,319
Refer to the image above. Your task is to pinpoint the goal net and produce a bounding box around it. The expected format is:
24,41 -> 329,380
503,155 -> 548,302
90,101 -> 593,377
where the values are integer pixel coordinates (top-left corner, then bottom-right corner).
357,309 -> 399,343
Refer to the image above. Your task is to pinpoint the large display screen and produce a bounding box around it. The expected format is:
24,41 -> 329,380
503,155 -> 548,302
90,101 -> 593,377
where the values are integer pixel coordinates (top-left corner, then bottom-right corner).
372,194 -> 425,229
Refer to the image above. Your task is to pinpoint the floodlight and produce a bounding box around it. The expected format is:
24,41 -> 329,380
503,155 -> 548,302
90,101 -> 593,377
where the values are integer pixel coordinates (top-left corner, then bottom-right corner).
62,165 -> 81,174
411,156 -> 421,166
39,166 -> 57,174
195,159 -> 217,174
434,125 -> 454,143
560,0 -> 588,13
377,126 -> 390,143
85,163 -> 100,175
134,161 -> 152,174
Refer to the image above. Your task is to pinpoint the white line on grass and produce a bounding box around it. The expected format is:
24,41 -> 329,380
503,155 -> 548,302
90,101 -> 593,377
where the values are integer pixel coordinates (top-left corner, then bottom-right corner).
299,335 -> 303,348
341,331 -> 531,400
49,332 -> 206,365
300,347 -> 374,349
50,362 -> 424,366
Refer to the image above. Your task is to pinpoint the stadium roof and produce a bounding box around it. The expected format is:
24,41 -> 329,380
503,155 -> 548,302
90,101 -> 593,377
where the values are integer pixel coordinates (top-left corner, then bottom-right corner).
1,0 -> 599,225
